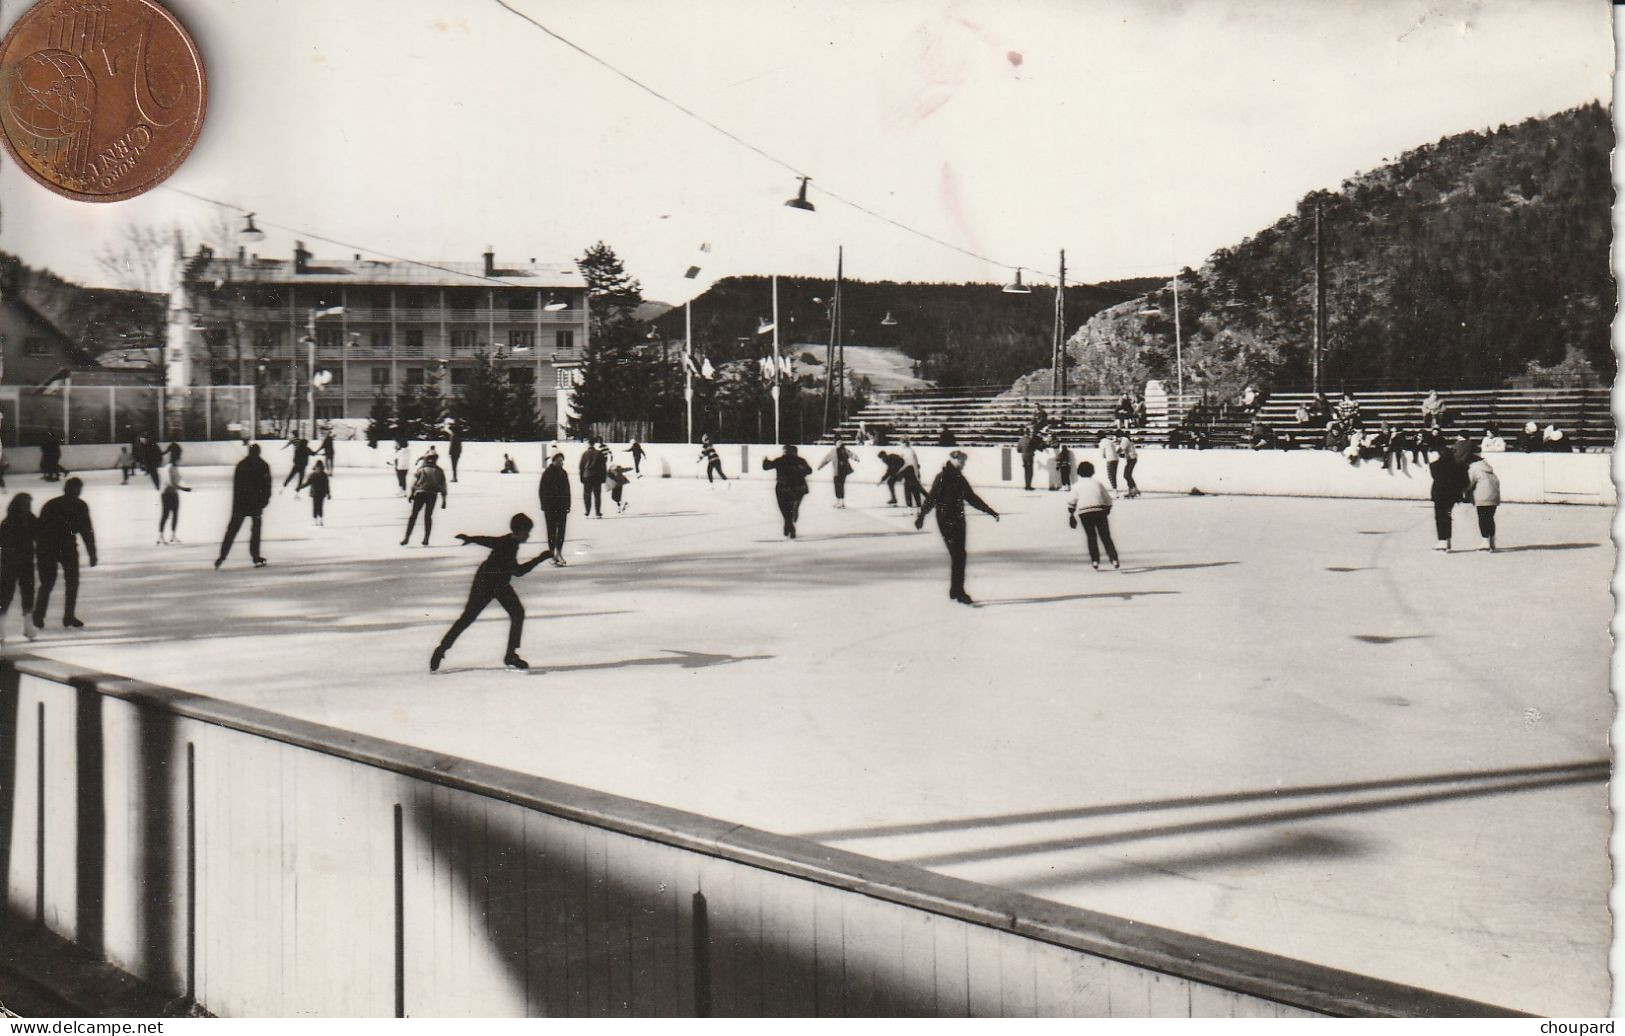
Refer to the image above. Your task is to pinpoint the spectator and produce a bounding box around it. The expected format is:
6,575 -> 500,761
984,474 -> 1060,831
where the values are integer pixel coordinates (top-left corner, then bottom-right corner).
1323,419 -> 1348,452
1309,392 -> 1333,427
1133,396 -> 1148,428
1480,426 -> 1507,453
1294,402 -> 1312,427
1113,393 -> 1135,430
1249,420 -> 1278,451
1420,389 -> 1446,430
1239,385 -> 1260,415
936,425 -> 957,447
1543,425 -> 1576,453
1514,422 -> 1543,452
1387,426 -> 1417,472
1335,391 -> 1361,428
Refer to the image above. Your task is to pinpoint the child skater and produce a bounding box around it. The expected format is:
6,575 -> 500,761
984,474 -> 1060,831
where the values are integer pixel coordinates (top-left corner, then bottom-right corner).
429,513 -> 552,673
299,459 -> 332,526
607,462 -> 632,513
0,493 -> 38,643
1067,461 -> 1120,570
158,458 -> 192,544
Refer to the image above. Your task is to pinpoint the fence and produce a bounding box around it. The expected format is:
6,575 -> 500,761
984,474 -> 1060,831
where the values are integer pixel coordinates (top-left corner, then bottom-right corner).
0,387 -> 256,449
0,656 -> 1520,1017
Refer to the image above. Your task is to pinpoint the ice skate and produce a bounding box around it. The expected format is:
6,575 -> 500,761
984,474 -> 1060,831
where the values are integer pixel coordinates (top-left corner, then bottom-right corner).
504,652 -> 529,671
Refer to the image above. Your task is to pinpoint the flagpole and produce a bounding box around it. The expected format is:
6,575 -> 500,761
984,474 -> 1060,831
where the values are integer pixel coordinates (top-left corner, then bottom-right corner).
684,300 -> 694,444
771,274 -> 781,444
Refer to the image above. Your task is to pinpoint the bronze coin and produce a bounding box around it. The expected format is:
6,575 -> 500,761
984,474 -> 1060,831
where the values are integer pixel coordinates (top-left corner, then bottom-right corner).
0,0 -> 205,203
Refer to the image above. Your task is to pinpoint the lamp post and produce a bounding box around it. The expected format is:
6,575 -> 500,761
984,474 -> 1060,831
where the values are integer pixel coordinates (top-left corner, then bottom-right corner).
305,306 -> 343,439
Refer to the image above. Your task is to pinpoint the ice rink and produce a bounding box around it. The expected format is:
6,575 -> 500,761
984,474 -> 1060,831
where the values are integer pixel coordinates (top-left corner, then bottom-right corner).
8,452 -> 1613,1016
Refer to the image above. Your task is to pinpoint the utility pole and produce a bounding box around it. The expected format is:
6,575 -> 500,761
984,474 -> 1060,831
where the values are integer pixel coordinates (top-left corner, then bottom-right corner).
821,246 -> 841,434
1313,196 -> 1325,395
834,247 -> 845,427
1051,249 -> 1066,398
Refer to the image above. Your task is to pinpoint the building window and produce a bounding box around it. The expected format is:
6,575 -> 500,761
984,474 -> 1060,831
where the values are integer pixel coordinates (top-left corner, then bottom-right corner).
507,292 -> 535,312
316,404 -> 344,420
403,328 -> 424,353
398,290 -> 424,310
556,368 -> 575,390
509,329 -> 534,351
371,367 -> 390,387
371,289 -> 392,310
450,367 -> 471,386
255,288 -> 283,308
405,367 -> 425,386
317,327 -> 343,350
508,368 -> 534,386
555,330 -> 574,352
450,329 -> 479,351
252,328 -> 282,352
370,329 -> 391,350
24,337 -> 48,356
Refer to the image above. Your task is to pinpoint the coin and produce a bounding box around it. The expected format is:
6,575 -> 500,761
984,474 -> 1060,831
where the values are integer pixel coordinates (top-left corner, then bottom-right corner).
0,0 -> 205,203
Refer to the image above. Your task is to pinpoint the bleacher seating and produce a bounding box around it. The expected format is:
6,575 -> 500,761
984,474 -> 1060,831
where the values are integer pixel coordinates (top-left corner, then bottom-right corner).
1252,388 -> 1613,451
824,387 -> 1613,451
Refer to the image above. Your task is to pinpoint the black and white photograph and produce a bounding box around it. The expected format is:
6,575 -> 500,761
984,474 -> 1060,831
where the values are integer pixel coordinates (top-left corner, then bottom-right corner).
0,0 -> 1615,1020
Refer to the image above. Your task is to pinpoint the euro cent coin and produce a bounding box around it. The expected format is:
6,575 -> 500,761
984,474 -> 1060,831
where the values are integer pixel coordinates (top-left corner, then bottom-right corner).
0,0 -> 205,202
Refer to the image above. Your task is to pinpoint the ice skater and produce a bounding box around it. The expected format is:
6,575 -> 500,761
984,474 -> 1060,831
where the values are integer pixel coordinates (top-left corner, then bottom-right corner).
630,437 -> 646,477
158,458 -> 192,544
216,444 -> 273,569
876,450 -> 905,505
763,444 -> 812,538
447,429 -> 462,482
537,451 -> 571,565
319,433 -> 336,477
579,438 -> 608,517
1067,461 -> 1119,570
915,450 -> 999,605
608,462 -> 632,513
1099,432 -> 1120,492
817,437 -> 857,508
282,436 -> 313,494
298,459 -> 332,526
0,494 -> 38,643
1119,433 -> 1141,498
402,453 -> 448,546
33,478 -> 96,629
1428,440 -> 1471,551
39,434 -> 66,482
116,446 -> 135,484
429,513 -> 553,673
698,437 -> 727,482
899,440 -> 924,508
1465,451 -> 1501,552
389,440 -> 411,495
501,454 -> 519,474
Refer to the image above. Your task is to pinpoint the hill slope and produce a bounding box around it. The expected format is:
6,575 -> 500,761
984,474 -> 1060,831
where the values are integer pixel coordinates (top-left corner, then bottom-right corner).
1021,102 -> 1613,398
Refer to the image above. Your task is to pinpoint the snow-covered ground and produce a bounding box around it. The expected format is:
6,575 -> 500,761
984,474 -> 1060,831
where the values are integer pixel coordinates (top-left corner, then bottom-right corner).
12,460 -> 1612,1015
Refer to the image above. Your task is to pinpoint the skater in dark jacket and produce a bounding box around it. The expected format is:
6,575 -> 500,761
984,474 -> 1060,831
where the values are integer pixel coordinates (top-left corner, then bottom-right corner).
33,478 -> 96,628
402,456 -> 448,546
0,493 -> 39,642
876,451 -> 906,505
216,444 -> 273,568
282,437 -> 313,492
698,438 -> 727,482
916,451 -> 999,604
430,513 -> 553,672
629,438 -> 646,476
578,438 -> 608,517
763,445 -> 813,538
537,452 -> 571,565
298,460 -> 333,525
1428,441 -> 1471,552
39,434 -> 66,482
447,430 -> 462,482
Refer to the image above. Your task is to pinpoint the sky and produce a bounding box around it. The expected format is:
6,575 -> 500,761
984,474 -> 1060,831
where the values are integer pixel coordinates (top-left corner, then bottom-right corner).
0,0 -> 1612,303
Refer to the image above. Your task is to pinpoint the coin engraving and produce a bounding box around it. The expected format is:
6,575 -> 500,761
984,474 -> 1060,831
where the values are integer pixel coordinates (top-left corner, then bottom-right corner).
0,0 -> 205,202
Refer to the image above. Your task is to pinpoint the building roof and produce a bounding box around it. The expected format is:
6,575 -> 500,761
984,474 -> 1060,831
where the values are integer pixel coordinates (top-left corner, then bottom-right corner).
187,254 -> 587,290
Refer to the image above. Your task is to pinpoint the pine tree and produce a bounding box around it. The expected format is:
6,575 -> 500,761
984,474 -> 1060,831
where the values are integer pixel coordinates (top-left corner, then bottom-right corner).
366,391 -> 396,447
572,242 -> 653,433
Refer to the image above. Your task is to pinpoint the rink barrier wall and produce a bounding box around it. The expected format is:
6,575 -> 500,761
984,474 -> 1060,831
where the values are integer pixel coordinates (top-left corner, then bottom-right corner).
0,656 -> 1523,1017
20,439 -> 1609,506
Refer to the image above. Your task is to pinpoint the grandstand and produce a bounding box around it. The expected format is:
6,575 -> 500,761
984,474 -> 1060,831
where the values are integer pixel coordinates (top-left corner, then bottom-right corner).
825,387 -> 1613,451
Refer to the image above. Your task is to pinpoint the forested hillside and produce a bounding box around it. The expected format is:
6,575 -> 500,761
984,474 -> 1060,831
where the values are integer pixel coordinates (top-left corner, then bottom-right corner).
1022,101 -> 1613,398
654,275 -> 1164,387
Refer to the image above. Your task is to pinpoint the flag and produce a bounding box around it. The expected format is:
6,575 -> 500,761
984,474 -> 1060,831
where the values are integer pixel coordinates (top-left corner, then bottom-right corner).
759,357 -> 776,380
778,354 -> 793,377
684,266 -> 701,279
683,351 -> 699,377
756,318 -> 775,335
700,356 -> 716,380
